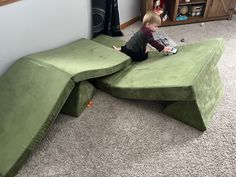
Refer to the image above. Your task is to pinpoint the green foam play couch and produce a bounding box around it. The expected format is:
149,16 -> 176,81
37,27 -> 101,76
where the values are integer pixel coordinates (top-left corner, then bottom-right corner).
0,35 -> 224,177
0,38 -> 131,177
92,35 -> 224,131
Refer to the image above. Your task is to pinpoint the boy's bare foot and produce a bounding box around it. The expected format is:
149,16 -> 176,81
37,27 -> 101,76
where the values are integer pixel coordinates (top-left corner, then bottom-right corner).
113,45 -> 121,51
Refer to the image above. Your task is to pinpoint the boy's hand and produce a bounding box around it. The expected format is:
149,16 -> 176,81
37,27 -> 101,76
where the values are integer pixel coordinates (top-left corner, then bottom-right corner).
163,46 -> 172,53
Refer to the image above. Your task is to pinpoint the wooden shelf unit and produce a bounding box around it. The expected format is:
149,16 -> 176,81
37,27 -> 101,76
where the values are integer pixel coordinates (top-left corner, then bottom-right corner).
141,0 -> 236,26
179,0 -> 207,6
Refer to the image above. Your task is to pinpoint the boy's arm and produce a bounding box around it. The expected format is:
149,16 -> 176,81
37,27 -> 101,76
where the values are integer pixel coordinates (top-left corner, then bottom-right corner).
146,32 -> 165,52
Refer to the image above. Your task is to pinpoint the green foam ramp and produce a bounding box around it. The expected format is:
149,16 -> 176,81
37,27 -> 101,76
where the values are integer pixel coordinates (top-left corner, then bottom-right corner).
0,59 -> 74,177
92,35 -> 224,131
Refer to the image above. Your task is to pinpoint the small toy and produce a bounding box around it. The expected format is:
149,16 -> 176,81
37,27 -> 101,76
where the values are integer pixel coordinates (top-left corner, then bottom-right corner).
162,13 -> 168,22
179,6 -> 189,15
170,47 -> 178,54
87,100 -> 93,107
189,5 -> 203,16
176,15 -> 188,21
163,47 -> 178,56
153,0 -> 165,15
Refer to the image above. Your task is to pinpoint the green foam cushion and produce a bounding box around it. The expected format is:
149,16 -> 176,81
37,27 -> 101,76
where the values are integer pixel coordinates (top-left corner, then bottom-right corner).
61,81 -> 96,117
25,38 -> 131,82
92,34 -> 126,48
92,36 -> 224,101
0,36 -> 132,177
0,59 -> 74,177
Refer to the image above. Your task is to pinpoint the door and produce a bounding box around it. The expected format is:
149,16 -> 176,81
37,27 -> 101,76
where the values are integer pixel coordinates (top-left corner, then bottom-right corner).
206,0 -> 233,18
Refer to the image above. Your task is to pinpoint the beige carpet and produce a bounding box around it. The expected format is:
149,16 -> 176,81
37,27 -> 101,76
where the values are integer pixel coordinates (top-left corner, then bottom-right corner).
17,17 -> 236,177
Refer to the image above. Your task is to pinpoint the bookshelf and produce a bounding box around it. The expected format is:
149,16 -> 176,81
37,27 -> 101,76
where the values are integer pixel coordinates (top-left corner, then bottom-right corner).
141,0 -> 236,26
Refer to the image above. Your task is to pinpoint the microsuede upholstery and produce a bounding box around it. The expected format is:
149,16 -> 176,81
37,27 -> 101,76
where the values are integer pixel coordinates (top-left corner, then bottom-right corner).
0,59 -> 74,177
92,34 -> 126,48
61,81 -> 96,117
0,35 -> 224,176
25,38 -> 131,82
0,37 -> 132,177
92,35 -> 224,131
24,38 -> 130,118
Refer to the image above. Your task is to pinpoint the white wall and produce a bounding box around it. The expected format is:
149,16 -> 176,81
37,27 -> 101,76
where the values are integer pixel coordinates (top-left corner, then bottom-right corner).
0,0 -> 140,76
0,0 -> 91,76
118,0 -> 140,24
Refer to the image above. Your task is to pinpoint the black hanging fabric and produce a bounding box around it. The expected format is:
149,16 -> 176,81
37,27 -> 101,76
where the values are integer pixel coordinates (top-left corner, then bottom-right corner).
92,0 -> 123,37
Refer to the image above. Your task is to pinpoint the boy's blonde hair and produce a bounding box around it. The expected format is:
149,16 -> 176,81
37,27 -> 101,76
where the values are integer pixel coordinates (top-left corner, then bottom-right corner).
142,11 -> 162,26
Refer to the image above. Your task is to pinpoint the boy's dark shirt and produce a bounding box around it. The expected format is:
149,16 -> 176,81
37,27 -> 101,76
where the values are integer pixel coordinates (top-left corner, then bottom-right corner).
125,26 -> 164,53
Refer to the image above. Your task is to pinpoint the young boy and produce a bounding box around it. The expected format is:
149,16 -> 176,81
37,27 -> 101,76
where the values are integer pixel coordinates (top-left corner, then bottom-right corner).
113,11 -> 172,61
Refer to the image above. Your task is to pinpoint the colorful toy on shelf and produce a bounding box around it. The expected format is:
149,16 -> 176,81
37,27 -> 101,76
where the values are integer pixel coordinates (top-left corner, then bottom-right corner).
189,5 -> 203,16
153,0 -> 165,15
179,5 -> 189,15
176,15 -> 188,21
